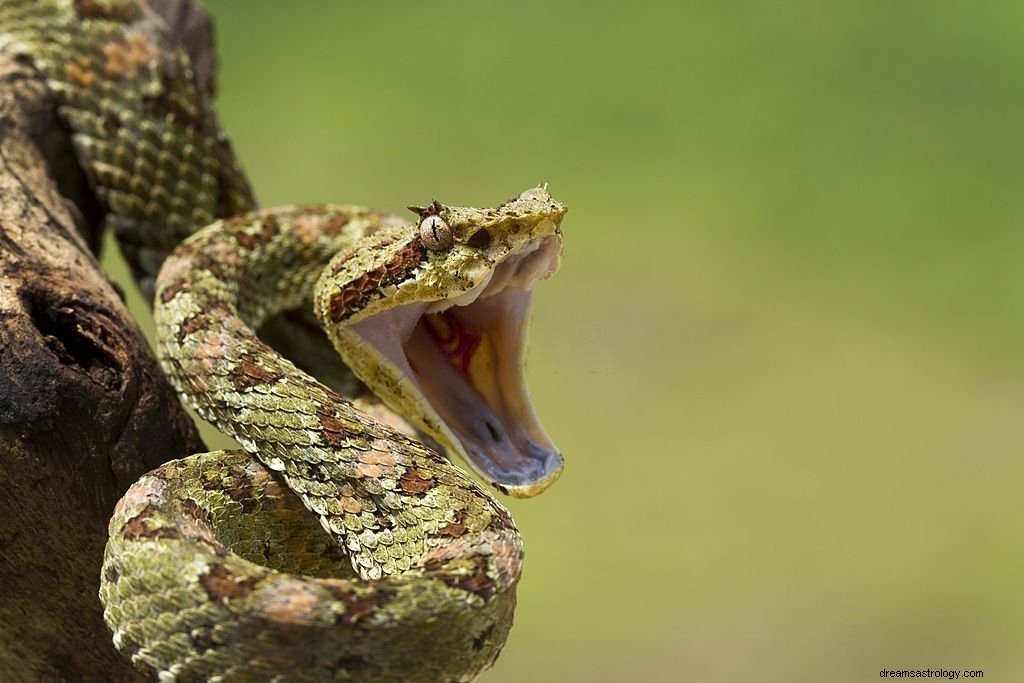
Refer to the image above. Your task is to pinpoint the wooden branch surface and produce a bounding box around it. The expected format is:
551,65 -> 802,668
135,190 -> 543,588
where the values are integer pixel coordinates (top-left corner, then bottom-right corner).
0,2 -> 217,679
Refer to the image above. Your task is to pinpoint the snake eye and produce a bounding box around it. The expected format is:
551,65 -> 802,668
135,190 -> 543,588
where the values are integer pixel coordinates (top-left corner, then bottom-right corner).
420,215 -> 453,251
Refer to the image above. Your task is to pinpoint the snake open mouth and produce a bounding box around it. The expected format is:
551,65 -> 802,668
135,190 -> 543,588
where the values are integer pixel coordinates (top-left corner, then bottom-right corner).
349,234 -> 564,497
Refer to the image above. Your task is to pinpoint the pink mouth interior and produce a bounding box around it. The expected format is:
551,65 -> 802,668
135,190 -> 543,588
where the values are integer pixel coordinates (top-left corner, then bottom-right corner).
350,236 -> 563,491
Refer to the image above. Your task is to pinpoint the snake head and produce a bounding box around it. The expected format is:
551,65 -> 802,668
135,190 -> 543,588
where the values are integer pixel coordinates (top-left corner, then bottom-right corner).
316,185 -> 566,498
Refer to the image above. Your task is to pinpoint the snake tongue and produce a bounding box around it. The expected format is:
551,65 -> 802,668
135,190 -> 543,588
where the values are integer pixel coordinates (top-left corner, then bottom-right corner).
407,286 -> 563,498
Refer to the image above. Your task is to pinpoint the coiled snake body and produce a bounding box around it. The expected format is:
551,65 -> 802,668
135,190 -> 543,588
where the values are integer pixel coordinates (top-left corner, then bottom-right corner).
1,1 -> 566,680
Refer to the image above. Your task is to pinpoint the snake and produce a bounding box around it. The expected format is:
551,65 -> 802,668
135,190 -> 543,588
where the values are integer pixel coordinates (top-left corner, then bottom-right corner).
0,1 -> 566,680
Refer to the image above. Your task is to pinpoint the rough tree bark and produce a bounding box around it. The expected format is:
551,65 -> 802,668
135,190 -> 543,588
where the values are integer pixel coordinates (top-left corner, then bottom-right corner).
0,2 -> 220,680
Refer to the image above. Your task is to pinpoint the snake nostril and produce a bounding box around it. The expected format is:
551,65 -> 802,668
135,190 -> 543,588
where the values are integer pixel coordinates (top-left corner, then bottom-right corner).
467,228 -> 492,249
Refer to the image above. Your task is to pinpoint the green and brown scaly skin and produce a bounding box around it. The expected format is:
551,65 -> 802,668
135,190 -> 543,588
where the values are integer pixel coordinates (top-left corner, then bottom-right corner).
2,1 -> 567,680
0,0 -> 255,294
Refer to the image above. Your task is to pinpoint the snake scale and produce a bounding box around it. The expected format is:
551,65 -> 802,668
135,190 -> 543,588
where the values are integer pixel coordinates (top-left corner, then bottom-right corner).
1,1 -> 566,680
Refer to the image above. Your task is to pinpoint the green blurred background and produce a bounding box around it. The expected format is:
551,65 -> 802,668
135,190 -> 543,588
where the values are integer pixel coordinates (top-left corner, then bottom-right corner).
107,1 -> 1024,680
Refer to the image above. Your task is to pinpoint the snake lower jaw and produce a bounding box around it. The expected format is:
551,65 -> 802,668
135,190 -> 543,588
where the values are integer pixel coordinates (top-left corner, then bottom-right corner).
483,444 -> 563,498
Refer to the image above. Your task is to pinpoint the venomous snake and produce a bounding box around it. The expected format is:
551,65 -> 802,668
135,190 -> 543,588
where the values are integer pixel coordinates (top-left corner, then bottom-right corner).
1,1 -> 566,680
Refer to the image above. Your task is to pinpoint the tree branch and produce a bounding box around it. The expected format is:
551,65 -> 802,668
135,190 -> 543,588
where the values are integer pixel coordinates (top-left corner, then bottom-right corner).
0,1 -> 218,678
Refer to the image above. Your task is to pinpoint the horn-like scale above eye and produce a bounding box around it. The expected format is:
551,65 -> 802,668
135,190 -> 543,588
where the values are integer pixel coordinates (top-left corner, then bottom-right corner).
420,215 -> 453,251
